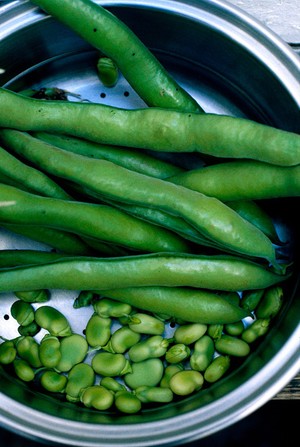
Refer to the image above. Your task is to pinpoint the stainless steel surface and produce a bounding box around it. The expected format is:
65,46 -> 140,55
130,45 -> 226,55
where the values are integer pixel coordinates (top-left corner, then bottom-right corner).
229,0 -> 300,44
0,1 -> 300,446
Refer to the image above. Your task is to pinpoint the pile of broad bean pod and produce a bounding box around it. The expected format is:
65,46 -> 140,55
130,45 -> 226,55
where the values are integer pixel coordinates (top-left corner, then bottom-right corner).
0,0 -> 299,413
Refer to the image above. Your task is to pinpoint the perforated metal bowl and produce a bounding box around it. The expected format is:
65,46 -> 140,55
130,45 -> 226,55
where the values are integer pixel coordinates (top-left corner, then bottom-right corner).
0,1 -> 299,446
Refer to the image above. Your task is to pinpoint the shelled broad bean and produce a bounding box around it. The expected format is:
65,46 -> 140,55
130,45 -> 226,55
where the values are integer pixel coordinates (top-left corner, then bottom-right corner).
0,283 -> 284,413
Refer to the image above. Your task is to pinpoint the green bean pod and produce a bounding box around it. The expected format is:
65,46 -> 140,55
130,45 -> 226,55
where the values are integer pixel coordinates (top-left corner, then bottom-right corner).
170,160 -> 300,201
34,131 -> 184,179
0,254 -> 288,296
0,128 -> 279,263
0,90 -> 299,167
0,183 -> 190,254
30,0 -> 202,112
0,144 -> 72,200
1,223 -> 95,256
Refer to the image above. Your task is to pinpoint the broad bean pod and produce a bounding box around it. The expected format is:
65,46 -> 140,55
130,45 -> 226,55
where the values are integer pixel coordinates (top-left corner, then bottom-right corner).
169,160 -> 300,201
0,252 -> 288,294
0,144 -> 71,200
34,131 -> 183,179
0,183 -> 189,254
35,132 -> 278,242
30,0 -> 202,112
0,129 -> 278,263
0,89 -> 299,166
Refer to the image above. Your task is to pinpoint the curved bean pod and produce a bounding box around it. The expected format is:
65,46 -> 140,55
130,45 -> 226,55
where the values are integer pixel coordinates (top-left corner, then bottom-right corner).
0,183 -> 190,254
0,253 -> 288,295
0,90 -> 298,166
34,132 -> 184,179
30,0 -> 202,112
170,160 -> 300,201
0,129 -> 278,263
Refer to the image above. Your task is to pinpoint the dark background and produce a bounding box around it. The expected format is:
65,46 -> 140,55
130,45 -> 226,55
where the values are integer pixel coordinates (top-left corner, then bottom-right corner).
0,400 -> 298,447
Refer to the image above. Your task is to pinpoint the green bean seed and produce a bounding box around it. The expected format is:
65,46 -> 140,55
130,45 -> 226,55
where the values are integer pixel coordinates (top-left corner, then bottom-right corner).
14,289 -> 50,303
15,336 -> 42,368
204,355 -> 231,383
40,370 -> 67,393
100,376 -> 126,393
92,352 -> 131,377
39,335 -> 61,368
85,314 -> 112,349
124,358 -> 164,389
10,300 -> 35,326
55,334 -> 88,372
241,319 -> 271,343
207,324 -> 223,340
174,323 -> 207,345
114,390 -> 142,414
165,344 -> 191,364
128,335 -> 169,362
93,298 -> 132,319
66,363 -> 95,402
0,340 -> 17,364
224,320 -> 245,336
105,326 -> 141,354
215,335 -> 250,357
160,364 -> 184,388
18,321 -> 40,337
190,335 -> 215,372
241,289 -> 265,313
13,359 -> 35,382
97,57 -> 119,87
34,305 -> 72,337
256,286 -> 283,319
80,385 -> 114,411
169,370 -> 204,396
135,386 -> 173,403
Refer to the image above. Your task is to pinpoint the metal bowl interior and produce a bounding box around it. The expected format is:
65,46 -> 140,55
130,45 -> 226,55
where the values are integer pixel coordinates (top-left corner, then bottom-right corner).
0,1 -> 299,446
